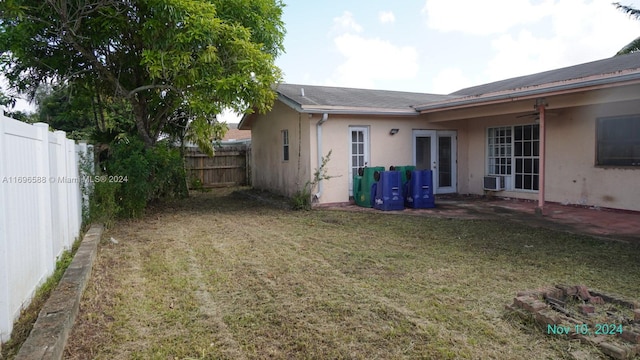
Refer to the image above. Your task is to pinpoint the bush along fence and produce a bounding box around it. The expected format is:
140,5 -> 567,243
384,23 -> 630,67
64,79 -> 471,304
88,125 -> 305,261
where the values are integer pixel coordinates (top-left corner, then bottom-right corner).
0,110 -> 93,343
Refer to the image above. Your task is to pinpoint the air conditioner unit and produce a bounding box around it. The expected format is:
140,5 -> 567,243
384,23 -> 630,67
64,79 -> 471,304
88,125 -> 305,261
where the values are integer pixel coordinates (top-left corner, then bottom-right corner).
483,176 -> 505,191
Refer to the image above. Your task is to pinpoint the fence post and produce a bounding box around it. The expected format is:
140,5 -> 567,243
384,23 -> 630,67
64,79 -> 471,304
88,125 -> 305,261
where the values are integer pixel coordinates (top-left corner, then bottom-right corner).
0,111 -> 10,342
68,139 -> 81,238
34,123 -> 55,275
53,130 -> 69,253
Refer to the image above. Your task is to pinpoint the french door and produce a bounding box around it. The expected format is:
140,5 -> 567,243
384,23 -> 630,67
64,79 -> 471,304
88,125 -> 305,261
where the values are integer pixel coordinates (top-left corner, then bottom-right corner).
413,130 -> 457,194
349,126 -> 369,196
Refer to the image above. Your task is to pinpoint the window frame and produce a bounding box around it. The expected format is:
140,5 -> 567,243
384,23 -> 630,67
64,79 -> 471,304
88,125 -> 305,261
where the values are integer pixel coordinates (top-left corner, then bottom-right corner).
282,129 -> 289,162
513,124 -> 540,191
486,126 -> 512,176
596,115 -> 640,167
486,124 -> 540,192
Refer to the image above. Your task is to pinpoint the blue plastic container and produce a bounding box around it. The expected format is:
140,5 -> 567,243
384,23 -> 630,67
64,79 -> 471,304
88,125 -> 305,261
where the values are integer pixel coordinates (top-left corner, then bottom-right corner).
406,170 -> 435,209
373,171 -> 405,211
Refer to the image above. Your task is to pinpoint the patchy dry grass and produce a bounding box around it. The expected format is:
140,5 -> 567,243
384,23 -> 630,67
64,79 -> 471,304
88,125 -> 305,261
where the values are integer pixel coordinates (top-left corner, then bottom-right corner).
64,188 -> 640,359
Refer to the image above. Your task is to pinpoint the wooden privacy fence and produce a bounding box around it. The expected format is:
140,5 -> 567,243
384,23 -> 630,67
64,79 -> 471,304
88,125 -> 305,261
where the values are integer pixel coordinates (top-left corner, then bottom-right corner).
184,145 -> 251,188
0,111 -> 92,343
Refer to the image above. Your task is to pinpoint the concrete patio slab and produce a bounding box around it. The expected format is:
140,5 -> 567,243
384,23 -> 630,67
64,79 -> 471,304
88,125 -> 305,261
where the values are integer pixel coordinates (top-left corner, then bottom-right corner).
324,196 -> 640,243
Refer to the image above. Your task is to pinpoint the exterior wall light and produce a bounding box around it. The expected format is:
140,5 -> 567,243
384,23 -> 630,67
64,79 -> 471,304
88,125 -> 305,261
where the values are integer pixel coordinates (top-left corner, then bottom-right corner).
389,128 -> 399,135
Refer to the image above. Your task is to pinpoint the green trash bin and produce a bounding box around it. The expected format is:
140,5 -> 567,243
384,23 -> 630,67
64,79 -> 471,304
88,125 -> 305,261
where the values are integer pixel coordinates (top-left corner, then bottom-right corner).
354,166 -> 384,207
390,165 -> 416,185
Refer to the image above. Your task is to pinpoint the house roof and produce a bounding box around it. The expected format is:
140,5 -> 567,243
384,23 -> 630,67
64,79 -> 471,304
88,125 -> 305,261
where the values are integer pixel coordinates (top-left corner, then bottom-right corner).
416,52 -> 640,112
276,83 -> 455,115
222,125 -> 251,142
240,53 -> 640,129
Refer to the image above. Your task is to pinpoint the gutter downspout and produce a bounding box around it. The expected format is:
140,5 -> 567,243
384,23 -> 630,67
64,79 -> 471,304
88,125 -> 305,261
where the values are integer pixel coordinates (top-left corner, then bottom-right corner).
314,113 -> 329,200
536,99 -> 547,215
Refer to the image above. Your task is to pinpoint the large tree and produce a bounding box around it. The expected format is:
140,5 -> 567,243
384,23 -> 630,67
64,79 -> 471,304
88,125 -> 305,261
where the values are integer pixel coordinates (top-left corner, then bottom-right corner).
614,2 -> 640,55
0,0 -> 285,151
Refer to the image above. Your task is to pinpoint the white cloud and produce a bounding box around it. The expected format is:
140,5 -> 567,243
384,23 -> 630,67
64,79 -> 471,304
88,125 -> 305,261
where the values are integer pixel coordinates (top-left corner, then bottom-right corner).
379,11 -> 396,24
328,34 -> 419,89
431,68 -> 473,94
485,1 -> 640,82
422,0 -> 555,36
325,10 -> 419,89
332,11 -> 363,33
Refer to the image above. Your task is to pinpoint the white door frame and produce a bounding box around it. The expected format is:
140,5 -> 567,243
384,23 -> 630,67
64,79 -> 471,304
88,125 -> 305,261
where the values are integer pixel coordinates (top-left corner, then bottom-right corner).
412,130 -> 457,194
349,126 -> 370,196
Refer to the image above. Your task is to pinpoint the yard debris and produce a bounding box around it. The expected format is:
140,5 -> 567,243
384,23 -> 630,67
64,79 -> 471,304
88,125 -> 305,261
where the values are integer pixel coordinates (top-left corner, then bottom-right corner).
568,285 -> 605,305
109,237 -> 119,244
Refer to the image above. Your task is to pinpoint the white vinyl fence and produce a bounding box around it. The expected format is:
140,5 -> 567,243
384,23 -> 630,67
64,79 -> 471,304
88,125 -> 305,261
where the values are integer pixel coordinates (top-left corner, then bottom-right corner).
0,111 -> 92,342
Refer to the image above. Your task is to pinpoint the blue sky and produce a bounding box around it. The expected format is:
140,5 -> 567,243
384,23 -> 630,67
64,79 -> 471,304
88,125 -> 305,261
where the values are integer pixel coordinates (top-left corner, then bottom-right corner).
276,0 -> 640,95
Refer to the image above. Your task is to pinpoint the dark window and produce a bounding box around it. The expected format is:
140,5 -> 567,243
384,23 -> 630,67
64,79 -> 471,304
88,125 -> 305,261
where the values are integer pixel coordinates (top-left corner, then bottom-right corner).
597,115 -> 640,166
282,130 -> 289,161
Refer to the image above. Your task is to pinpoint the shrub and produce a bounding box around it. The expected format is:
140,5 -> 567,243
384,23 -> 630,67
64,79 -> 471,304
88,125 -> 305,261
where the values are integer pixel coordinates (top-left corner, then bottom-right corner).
291,150 -> 335,211
90,180 -> 121,227
102,137 -> 188,218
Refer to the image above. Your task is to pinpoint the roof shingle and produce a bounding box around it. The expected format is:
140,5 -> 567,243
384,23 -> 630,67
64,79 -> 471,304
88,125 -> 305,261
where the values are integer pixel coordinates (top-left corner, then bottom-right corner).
451,52 -> 640,97
277,83 -> 456,112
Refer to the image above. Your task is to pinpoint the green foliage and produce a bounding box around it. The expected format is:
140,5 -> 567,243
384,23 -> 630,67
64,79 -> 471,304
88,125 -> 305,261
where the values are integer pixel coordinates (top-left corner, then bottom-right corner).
189,176 -> 205,192
90,179 -> 122,227
614,2 -> 640,19
616,36 -> 640,55
34,83 -> 136,142
0,0 -> 286,151
291,150 -> 336,211
290,190 -> 311,211
0,109 -> 37,123
78,148 -> 94,227
103,137 -> 188,218
614,2 -> 640,55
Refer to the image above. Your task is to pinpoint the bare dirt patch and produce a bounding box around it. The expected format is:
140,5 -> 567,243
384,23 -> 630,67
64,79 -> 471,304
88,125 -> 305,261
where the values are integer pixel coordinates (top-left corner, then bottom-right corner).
64,188 -> 640,359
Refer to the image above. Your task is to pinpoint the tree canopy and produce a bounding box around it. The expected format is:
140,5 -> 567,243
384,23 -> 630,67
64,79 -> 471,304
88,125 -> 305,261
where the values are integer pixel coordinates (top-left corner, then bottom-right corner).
614,2 -> 640,55
0,0 -> 285,152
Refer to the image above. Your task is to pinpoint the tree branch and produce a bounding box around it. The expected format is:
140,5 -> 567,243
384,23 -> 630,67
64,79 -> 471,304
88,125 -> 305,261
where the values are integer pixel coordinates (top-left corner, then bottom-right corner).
127,84 -> 182,99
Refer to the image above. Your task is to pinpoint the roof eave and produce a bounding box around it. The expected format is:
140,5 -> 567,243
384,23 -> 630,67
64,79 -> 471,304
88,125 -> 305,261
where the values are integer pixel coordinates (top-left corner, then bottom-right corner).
277,93 -> 418,116
237,112 -> 255,130
299,105 -> 418,116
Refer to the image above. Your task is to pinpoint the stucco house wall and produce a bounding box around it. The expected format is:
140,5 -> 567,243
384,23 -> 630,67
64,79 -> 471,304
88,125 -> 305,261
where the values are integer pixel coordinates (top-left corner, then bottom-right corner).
545,99 -> 640,211
305,115 -> 470,205
308,114 -> 418,204
251,101 -> 311,198
459,94 -> 640,212
243,53 -> 640,212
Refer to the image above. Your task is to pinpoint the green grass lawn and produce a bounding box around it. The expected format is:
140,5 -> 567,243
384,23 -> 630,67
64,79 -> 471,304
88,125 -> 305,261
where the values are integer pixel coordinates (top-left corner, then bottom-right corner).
63,189 -> 640,359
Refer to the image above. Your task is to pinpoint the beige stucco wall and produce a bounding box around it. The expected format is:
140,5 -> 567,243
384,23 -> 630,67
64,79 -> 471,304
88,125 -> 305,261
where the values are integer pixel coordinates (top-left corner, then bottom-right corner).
545,100 -> 640,211
308,114 -> 467,204
250,102 -> 311,198
458,94 -> 640,212
252,85 -> 640,211
308,114 -> 416,204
